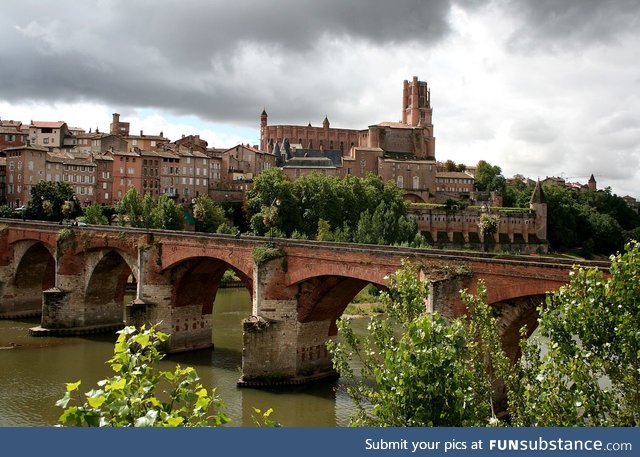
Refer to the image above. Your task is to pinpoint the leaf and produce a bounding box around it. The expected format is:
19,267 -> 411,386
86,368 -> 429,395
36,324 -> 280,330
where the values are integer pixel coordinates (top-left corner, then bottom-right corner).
106,377 -> 126,391
66,381 -> 81,392
88,395 -> 106,409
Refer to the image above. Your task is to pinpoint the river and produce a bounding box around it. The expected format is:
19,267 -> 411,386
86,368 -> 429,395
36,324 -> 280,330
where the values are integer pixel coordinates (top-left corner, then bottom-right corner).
0,288 -> 361,427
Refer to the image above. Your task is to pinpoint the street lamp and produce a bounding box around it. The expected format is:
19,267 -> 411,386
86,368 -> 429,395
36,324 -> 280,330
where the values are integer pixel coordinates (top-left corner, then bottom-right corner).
264,197 -> 281,241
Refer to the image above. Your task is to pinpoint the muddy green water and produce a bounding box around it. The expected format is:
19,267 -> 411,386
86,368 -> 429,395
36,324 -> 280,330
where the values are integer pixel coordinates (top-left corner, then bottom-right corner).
0,288 -> 360,427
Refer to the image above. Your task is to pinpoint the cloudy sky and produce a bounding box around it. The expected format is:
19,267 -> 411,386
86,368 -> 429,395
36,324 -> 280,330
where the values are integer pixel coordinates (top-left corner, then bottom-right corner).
1,0 -> 639,197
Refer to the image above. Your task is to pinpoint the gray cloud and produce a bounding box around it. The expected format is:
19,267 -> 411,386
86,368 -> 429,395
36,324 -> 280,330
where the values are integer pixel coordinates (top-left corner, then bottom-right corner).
504,0 -> 640,52
0,0 -> 454,127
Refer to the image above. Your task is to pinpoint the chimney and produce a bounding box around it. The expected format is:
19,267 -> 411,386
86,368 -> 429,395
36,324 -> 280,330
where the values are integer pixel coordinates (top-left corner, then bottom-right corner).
112,113 -> 120,123
140,130 -> 143,136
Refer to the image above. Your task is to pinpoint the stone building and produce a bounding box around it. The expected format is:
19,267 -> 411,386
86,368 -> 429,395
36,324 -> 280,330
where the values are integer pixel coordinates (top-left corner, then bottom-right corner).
3,145 -> 49,207
410,180 -> 548,253
263,76 -> 438,202
0,121 -> 27,151
94,152 -> 114,205
47,151 -> 97,205
0,157 -> 6,204
27,121 -> 74,151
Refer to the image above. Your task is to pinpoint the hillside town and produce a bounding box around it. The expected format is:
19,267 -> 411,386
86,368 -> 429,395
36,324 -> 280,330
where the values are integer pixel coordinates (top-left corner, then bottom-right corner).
1,77 -> 634,253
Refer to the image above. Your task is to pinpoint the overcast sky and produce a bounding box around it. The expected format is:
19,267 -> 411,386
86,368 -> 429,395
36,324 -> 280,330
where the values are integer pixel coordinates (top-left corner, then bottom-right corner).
1,0 -> 639,197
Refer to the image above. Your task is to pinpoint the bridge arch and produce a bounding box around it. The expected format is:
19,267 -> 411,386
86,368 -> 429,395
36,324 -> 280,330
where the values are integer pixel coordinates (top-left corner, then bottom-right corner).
7,240 -> 56,316
160,255 -> 254,352
166,256 -> 252,313
83,249 -> 137,326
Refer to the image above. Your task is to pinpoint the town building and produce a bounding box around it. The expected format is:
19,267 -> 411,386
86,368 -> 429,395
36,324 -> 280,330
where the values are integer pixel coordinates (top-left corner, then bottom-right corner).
27,121 -> 73,150
107,149 -> 143,202
94,152 -> 114,205
0,157 -> 6,204
3,145 -> 49,207
0,120 -> 27,151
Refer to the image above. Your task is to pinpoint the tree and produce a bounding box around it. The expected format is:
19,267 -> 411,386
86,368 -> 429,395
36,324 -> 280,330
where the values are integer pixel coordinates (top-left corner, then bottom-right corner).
192,195 -> 226,233
246,171 -> 418,245
328,262 -> 509,426
475,160 -> 505,193
81,203 -> 108,225
330,242 -> 640,427
26,181 -> 76,221
152,194 -> 184,230
246,168 -> 300,236
443,160 -> 466,172
115,188 -> 145,228
57,325 -> 229,427
511,241 -> 640,426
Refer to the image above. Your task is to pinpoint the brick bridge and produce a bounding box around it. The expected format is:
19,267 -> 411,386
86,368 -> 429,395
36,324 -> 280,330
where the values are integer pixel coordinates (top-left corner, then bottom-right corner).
0,220 -> 609,385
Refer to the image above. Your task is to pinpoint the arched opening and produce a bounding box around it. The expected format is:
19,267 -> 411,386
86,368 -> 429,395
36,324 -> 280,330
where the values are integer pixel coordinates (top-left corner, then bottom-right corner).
168,257 -> 252,352
294,275 -> 386,377
85,250 -> 134,326
491,294 -> 545,363
11,243 -> 55,316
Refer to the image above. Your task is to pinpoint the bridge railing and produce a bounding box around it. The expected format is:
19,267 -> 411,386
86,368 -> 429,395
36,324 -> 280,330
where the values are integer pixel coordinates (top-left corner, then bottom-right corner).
0,218 -> 611,271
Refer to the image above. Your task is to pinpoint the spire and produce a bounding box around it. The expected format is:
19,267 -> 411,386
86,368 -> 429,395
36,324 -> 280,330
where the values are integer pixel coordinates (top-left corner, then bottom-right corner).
530,179 -> 546,205
261,108 -> 267,116
323,115 -> 329,128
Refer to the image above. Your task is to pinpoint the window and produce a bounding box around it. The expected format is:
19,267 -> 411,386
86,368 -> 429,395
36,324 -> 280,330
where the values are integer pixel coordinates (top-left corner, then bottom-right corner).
413,176 -> 419,190
43,138 -> 49,144
397,175 -> 404,188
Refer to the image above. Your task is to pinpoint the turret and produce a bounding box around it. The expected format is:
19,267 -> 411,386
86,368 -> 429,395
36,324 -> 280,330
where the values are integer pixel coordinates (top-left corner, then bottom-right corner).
588,174 -> 597,191
529,179 -> 547,243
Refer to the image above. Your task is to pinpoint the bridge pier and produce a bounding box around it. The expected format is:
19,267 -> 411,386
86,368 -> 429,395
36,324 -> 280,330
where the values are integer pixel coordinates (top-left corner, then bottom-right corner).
240,256 -> 336,386
129,243 -> 215,353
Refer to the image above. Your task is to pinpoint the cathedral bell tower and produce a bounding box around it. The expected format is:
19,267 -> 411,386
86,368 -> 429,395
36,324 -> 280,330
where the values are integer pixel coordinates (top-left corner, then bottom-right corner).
260,109 -> 268,151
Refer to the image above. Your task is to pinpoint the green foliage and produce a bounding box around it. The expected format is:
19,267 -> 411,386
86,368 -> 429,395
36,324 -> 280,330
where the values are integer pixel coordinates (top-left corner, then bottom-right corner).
331,241 -> 640,427
251,407 -> 281,427
316,218 -> 334,241
193,195 -> 226,233
247,171 -> 417,246
220,269 -> 238,283
478,213 -> 500,238
215,222 -> 237,235
443,159 -> 467,172
152,194 -> 184,230
350,284 -> 381,304
115,189 -> 186,231
57,227 -> 75,245
328,262 -> 509,426
252,245 -> 286,265
511,241 -> 640,426
26,181 -> 77,221
0,205 -> 16,218
81,203 -> 108,225
115,188 -> 146,228
543,184 -> 635,256
57,325 -> 229,427
503,180 -> 535,208
475,160 -> 505,193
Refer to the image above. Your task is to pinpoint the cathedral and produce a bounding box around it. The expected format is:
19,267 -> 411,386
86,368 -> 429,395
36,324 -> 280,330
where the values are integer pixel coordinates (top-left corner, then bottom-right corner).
259,77 -> 437,203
